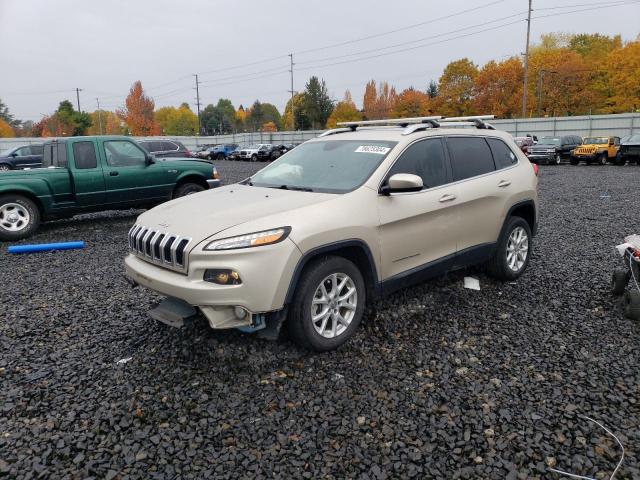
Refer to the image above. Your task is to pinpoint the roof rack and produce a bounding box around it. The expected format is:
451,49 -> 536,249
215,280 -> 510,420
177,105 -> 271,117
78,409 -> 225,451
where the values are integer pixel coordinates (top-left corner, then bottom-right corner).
318,114 -> 495,137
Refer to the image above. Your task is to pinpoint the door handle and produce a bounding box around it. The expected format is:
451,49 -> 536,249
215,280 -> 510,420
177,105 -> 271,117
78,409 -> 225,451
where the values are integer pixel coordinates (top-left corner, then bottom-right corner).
109,171 -> 119,176
439,193 -> 457,203
498,180 -> 511,188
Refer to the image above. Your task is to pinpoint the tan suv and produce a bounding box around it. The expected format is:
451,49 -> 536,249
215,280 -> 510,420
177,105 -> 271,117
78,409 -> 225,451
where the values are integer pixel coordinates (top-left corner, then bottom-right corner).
125,116 -> 538,351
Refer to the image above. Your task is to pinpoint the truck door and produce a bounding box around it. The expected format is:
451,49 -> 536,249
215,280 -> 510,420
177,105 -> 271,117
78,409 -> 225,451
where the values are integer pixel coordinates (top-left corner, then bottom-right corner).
70,140 -> 106,206
101,139 -> 174,204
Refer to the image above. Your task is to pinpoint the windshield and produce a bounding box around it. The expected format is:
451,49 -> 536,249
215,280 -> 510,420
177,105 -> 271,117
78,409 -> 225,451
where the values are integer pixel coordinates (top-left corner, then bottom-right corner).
248,140 -> 397,193
583,137 -> 608,144
538,137 -> 561,146
622,134 -> 640,143
247,144 -> 261,149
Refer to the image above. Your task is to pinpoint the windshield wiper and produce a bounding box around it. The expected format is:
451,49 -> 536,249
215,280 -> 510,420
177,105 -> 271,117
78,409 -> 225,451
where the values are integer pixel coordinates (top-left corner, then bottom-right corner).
278,184 -> 314,192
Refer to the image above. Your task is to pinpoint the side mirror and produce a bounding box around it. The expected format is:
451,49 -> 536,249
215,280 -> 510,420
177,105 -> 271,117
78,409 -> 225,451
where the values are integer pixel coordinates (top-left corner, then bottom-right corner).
10,153 -> 17,157
609,139 -> 614,146
145,154 -> 155,165
381,173 -> 423,195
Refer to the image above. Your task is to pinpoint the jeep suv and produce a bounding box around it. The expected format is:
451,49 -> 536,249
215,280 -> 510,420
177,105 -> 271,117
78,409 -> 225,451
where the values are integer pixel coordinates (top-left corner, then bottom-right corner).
124,116 -> 538,351
570,136 -> 620,165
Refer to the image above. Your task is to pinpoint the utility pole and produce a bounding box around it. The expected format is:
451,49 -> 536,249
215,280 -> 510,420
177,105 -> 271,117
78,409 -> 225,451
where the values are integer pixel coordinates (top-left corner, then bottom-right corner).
521,0 -> 533,118
194,74 -> 202,135
288,53 -> 295,131
75,88 -> 83,112
96,98 -> 103,135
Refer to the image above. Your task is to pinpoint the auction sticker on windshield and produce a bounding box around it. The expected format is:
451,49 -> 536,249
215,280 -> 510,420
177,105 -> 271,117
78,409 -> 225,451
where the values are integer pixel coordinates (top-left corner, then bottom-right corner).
355,145 -> 391,154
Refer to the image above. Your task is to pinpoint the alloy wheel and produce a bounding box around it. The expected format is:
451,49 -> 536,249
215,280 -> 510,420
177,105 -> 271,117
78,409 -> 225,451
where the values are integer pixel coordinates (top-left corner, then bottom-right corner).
506,226 -> 529,272
310,272 -> 358,338
0,202 -> 30,232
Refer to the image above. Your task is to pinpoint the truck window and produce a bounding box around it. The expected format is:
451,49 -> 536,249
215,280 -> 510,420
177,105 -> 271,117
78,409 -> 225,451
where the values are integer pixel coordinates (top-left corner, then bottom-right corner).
103,140 -> 146,167
31,145 -> 43,155
56,143 -> 68,167
73,142 -> 98,169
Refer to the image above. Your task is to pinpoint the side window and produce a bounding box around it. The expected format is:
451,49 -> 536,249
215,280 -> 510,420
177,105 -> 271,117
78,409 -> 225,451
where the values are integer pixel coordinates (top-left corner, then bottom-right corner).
73,142 -> 98,169
103,140 -> 146,167
14,147 -> 29,156
31,145 -> 43,155
163,141 -> 177,151
487,138 -> 518,169
42,145 -> 52,167
55,143 -> 68,168
447,137 -> 495,181
387,138 -> 448,189
614,137 -> 620,146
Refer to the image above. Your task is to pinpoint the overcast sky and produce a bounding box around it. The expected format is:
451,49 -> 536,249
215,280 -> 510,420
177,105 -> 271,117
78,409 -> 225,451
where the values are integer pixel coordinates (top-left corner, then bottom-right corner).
1,0 -> 639,122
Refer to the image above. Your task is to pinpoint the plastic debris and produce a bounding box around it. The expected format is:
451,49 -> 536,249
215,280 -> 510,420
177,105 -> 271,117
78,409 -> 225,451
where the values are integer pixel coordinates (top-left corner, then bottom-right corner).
464,277 -> 481,290
116,357 -> 132,365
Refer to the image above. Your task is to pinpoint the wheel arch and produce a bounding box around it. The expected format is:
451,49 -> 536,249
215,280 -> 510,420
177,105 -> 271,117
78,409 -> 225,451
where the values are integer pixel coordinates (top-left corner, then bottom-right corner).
0,189 -> 45,217
284,239 -> 380,305
506,200 -> 537,236
173,174 -> 209,195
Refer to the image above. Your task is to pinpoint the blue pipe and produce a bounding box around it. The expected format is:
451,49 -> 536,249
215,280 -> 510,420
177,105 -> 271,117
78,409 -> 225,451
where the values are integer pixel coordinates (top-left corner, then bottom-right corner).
8,241 -> 85,254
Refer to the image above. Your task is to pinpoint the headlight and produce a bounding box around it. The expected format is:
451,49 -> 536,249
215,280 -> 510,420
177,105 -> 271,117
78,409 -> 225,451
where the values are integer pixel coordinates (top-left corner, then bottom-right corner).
204,227 -> 290,251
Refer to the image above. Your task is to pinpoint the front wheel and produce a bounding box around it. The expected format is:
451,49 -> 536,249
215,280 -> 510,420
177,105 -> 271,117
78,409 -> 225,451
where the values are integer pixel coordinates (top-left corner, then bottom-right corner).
0,194 -> 41,241
251,154 -> 258,162
554,153 -> 562,165
599,152 -> 608,166
173,182 -> 205,198
486,216 -> 532,281
569,157 -> 580,166
216,153 -> 225,161
288,256 -> 365,351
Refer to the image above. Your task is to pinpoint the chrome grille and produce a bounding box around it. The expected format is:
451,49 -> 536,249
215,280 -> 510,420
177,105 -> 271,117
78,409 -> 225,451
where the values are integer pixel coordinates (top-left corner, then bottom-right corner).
127,224 -> 192,273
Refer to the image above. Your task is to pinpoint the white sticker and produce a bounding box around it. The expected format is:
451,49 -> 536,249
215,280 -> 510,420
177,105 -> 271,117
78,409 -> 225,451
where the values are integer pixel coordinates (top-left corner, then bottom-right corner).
355,145 -> 390,155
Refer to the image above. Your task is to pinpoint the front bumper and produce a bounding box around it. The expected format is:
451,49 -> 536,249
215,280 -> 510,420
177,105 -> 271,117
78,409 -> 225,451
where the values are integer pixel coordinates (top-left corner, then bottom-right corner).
124,238 -> 302,325
207,179 -> 222,188
527,152 -> 556,163
570,153 -> 599,162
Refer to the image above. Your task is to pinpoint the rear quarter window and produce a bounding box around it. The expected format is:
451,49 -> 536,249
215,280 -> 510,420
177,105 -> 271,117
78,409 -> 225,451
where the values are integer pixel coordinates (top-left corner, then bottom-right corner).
487,138 -> 518,169
447,137 -> 496,181
73,141 -> 98,169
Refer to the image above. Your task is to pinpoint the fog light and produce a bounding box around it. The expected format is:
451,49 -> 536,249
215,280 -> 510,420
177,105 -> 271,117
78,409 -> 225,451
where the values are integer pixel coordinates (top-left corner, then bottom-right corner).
204,269 -> 242,285
234,306 -> 247,319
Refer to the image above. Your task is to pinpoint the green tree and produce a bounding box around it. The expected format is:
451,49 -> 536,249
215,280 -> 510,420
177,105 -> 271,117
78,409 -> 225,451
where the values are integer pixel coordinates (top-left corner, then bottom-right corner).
261,103 -> 282,130
303,76 -> 334,129
427,80 -> 438,99
56,100 -> 92,136
246,100 -> 264,131
283,93 -> 310,130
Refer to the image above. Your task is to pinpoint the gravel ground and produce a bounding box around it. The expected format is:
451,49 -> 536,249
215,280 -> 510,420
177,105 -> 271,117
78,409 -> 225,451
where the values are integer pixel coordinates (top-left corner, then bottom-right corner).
1,161 -> 639,479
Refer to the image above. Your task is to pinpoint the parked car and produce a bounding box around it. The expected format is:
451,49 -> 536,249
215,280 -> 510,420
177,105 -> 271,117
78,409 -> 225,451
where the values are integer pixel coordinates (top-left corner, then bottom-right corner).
237,144 -> 272,161
125,116 -> 538,351
203,144 -> 240,160
0,136 -> 220,240
138,139 -> 193,159
526,135 -> 582,165
256,144 -> 291,161
570,136 -> 620,165
194,144 -> 216,159
616,134 -> 640,165
0,144 -> 44,171
227,146 -> 247,161
514,136 -> 535,154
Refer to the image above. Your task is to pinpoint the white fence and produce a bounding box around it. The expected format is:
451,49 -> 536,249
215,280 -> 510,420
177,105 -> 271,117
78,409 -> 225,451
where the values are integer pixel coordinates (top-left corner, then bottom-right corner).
1,113 -> 638,152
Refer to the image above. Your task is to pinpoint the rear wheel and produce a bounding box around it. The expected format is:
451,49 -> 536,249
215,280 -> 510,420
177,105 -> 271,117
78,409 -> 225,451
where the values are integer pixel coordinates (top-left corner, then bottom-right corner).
251,154 -> 258,162
216,153 -> 225,161
288,256 -> 365,351
0,194 -> 40,241
623,290 -> 640,321
613,153 -> 625,166
486,216 -> 532,281
173,182 -> 205,198
611,269 -> 630,295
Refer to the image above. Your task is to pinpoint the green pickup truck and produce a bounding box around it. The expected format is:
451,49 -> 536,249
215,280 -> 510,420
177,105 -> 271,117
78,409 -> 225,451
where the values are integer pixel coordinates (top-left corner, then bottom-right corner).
0,135 -> 221,240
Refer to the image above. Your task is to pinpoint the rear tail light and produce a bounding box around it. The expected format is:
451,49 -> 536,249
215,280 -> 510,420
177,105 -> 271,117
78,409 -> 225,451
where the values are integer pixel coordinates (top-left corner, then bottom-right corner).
532,163 -> 539,176
185,150 -> 192,157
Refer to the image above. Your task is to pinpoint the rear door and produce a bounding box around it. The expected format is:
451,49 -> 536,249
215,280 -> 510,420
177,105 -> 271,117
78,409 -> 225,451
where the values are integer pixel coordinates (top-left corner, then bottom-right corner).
70,140 -> 106,206
377,137 -> 459,279
445,136 -> 506,258
101,139 -> 174,204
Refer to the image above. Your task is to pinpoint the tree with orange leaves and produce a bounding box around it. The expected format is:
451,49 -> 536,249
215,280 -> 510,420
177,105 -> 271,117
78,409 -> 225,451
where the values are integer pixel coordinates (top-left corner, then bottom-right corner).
0,119 -> 14,137
326,90 -> 362,128
437,58 -> 478,117
118,81 -> 159,135
392,88 -> 432,118
473,57 -> 524,118
363,80 -> 397,119
606,41 -> 640,113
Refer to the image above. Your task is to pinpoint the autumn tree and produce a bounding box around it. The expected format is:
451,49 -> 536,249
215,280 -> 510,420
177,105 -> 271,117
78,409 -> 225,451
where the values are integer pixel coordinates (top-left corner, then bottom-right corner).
261,103 -> 282,130
283,93 -> 310,130
363,80 -> 378,119
392,88 -> 432,118
473,57 -> 524,118
261,121 -> 278,132
437,58 -> 478,116
362,80 -> 397,119
155,105 -> 198,135
235,105 -> 246,131
118,81 -> 159,135
326,90 -> 362,128
88,110 -> 123,135
606,41 -> 640,113
0,119 -> 14,137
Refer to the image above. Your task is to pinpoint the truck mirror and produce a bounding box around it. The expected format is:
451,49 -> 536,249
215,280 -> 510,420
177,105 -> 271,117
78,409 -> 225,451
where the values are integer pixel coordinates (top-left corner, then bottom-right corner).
145,154 -> 155,165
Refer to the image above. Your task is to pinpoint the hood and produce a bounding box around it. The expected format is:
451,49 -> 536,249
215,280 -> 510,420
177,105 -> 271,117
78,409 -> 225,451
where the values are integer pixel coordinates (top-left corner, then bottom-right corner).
529,144 -> 557,150
135,184 -> 336,240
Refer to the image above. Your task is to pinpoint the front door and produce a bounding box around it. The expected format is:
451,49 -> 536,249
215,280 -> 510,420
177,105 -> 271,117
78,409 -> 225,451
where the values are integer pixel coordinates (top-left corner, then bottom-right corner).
101,139 -> 173,204
377,137 -> 460,280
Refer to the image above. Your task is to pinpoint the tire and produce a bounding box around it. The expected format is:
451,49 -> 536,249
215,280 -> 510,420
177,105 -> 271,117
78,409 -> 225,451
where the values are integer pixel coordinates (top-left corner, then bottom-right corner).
553,153 -> 562,165
287,255 -> 366,351
611,269 -> 630,295
485,216 -> 532,281
623,290 -> 640,321
599,152 -> 608,166
613,154 -> 625,166
216,153 -> 225,161
0,194 -> 41,241
251,154 -> 258,162
173,182 -> 205,198
569,157 -> 579,166
271,151 -> 281,161
0,164 -> 12,171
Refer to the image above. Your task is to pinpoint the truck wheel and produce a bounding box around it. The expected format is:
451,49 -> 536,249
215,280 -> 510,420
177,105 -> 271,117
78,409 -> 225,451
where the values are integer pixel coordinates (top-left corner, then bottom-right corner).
623,290 -> 640,321
0,164 -> 12,171
613,154 -> 625,166
287,255 -> 365,351
553,153 -> 562,165
216,153 -> 225,161
611,269 -> 630,295
173,182 -> 205,198
0,194 -> 41,241
569,157 -> 579,165
251,154 -> 258,162
486,216 -> 532,281
599,152 -> 608,166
